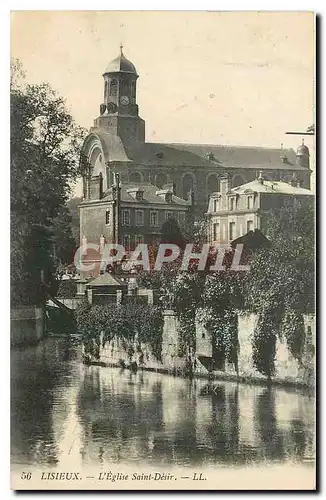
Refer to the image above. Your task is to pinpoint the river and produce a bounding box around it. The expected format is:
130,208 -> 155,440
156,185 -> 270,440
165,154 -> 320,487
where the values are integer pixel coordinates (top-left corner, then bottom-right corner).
11,337 -> 315,470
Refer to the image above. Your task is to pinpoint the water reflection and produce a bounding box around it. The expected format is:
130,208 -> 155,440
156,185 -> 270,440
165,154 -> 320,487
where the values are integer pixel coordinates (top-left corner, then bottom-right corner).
11,338 -> 315,468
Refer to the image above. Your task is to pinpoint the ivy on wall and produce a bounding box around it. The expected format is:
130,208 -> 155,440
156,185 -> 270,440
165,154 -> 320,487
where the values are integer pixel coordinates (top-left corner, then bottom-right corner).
76,300 -> 163,362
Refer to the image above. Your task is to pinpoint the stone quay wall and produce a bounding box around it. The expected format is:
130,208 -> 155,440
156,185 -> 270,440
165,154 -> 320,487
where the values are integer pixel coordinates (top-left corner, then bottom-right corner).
88,310 -> 315,388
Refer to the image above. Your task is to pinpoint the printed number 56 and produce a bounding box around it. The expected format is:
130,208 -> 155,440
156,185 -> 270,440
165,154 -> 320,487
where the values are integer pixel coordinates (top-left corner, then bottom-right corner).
21,472 -> 32,480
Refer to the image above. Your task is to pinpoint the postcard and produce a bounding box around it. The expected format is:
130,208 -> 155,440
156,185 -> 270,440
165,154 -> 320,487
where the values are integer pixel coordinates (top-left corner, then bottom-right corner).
10,10 -> 316,491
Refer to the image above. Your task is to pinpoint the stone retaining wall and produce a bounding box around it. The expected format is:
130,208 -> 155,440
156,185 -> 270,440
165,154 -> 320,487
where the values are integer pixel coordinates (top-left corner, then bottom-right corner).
11,306 -> 45,346
90,309 -> 315,388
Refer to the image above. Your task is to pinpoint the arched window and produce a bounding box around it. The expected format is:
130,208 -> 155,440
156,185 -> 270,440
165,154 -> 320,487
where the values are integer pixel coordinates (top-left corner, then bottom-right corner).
206,174 -> 220,196
129,172 -> 142,183
131,81 -> 136,100
182,174 -> 194,200
155,173 -> 167,189
104,81 -> 108,100
109,79 -> 118,97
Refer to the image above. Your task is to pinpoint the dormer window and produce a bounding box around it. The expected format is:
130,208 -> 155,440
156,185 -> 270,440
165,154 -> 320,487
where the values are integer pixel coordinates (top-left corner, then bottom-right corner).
247,196 -> 254,210
206,152 -> 215,161
127,188 -> 144,201
155,188 -> 173,202
155,151 -> 164,159
229,197 -> 236,211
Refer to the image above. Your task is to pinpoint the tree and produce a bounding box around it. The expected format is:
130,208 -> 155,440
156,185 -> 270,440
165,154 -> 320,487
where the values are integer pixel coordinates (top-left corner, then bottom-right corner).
11,59 -> 85,305
180,217 -> 208,246
49,205 -> 77,267
66,196 -> 82,246
160,218 -> 185,249
245,199 -> 315,376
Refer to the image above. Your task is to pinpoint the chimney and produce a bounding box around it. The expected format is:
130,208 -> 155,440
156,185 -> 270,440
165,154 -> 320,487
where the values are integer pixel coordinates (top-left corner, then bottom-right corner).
257,171 -> 264,185
280,142 -> 288,163
220,174 -> 230,195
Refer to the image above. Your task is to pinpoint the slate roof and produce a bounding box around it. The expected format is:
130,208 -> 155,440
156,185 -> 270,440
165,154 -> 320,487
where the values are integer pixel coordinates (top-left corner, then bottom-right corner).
84,132 -> 308,172
102,182 -> 190,206
231,179 -> 313,196
162,143 -> 301,170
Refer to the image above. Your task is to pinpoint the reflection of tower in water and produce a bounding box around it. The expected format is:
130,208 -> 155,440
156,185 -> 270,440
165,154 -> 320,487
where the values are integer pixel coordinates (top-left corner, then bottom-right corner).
195,381 -> 240,462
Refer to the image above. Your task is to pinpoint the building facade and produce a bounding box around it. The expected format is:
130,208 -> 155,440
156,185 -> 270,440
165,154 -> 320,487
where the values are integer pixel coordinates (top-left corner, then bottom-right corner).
206,172 -> 314,244
80,46 -> 312,219
79,174 -> 192,276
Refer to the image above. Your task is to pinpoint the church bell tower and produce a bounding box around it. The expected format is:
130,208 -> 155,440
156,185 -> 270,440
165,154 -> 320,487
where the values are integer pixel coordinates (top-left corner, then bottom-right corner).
94,45 -> 145,148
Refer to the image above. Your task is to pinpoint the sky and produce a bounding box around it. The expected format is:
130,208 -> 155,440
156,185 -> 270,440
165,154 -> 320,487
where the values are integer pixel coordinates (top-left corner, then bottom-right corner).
11,11 -> 315,193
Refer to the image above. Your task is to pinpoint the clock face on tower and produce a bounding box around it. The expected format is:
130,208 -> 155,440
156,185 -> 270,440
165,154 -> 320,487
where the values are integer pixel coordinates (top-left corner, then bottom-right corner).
120,95 -> 130,106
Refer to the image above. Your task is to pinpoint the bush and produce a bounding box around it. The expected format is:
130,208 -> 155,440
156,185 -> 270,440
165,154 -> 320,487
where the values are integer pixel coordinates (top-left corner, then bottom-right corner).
56,279 -> 77,298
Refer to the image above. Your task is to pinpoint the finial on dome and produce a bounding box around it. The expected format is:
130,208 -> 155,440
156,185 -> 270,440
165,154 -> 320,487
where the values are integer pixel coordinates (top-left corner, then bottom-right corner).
302,138 -> 305,145
120,42 -> 123,55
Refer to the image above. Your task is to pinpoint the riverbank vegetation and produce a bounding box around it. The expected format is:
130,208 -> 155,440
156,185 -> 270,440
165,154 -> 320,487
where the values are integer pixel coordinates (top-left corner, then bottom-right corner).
76,198 -> 314,378
76,301 -> 164,362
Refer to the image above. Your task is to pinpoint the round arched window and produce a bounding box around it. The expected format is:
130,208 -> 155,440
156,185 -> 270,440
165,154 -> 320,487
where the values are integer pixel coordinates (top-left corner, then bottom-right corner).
155,173 -> 167,189
182,174 -> 194,199
206,174 -> 220,195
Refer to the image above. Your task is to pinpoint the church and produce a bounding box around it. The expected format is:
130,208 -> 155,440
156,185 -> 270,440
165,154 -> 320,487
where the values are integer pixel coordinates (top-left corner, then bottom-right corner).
79,46 -> 311,248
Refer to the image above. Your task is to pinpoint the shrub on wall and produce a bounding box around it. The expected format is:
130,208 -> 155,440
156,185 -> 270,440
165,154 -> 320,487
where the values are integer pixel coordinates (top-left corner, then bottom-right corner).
76,301 -> 163,361
245,200 -> 314,376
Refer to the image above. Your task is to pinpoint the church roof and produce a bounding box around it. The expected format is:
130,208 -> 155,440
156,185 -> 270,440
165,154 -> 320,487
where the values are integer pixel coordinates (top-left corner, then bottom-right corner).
86,128 -> 133,163
123,142 -> 308,171
83,132 -> 309,172
161,143 -> 302,170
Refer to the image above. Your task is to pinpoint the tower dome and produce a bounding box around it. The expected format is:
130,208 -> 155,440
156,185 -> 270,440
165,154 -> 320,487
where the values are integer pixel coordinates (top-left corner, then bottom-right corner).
103,45 -> 138,75
296,139 -> 310,157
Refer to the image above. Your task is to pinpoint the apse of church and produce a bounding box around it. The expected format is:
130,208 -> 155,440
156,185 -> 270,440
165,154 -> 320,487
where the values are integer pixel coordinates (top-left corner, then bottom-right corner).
81,46 -> 311,216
